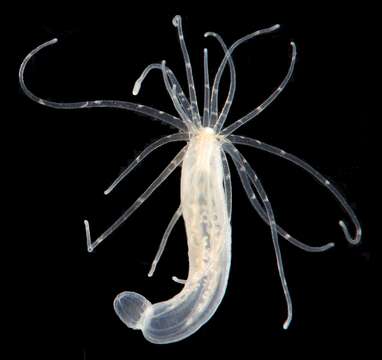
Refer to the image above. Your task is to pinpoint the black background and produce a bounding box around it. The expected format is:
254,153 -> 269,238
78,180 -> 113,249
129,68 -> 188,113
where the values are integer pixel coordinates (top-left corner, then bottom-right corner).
8,2 -> 376,359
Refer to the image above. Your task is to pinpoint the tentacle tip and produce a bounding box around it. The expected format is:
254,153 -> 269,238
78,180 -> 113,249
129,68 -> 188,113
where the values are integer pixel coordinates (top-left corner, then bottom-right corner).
84,219 -> 93,252
172,15 -> 181,27
84,219 -> 90,232
282,319 -> 291,330
172,276 -> 186,284
338,220 -> 350,235
148,262 -> 156,278
274,24 -> 281,29
291,42 -> 297,55
132,82 -> 141,96
103,189 -> 111,196
338,220 -> 361,245
51,38 -> 58,44
338,220 -> 348,234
